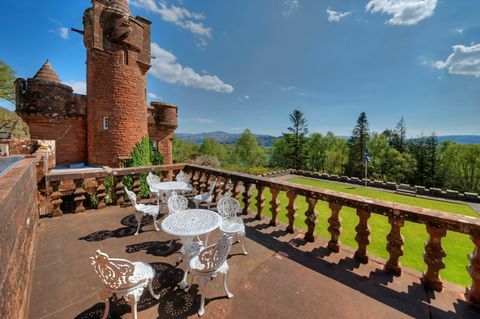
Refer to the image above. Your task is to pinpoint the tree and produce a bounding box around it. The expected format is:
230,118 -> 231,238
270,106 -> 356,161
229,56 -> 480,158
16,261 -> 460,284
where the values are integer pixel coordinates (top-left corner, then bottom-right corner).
0,107 -> 29,138
172,138 -> 199,163
306,133 -> 328,171
324,137 -> 349,175
0,61 -> 16,104
442,143 -> 480,193
391,117 -> 407,153
198,138 -> 228,162
408,133 -> 441,187
269,137 -> 291,168
233,129 -> 267,167
346,112 -> 370,177
284,109 -> 309,169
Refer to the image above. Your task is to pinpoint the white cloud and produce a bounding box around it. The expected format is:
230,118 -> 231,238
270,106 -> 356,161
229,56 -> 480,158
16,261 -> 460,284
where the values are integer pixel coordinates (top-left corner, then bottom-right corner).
365,0 -> 437,25
150,43 -> 234,93
131,0 -> 212,45
147,92 -> 161,99
64,81 -> 86,94
188,118 -> 215,124
244,95 -> 250,100
326,9 -> 351,22
48,17 -> 69,39
433,44 -> 480,78
282,85 -> 296,91
454,28 -> 464,34
283,0 -> 299,15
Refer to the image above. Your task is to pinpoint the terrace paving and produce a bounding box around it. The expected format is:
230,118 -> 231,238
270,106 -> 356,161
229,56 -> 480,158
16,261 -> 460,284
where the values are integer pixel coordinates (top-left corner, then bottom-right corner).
28,202 -> 480,319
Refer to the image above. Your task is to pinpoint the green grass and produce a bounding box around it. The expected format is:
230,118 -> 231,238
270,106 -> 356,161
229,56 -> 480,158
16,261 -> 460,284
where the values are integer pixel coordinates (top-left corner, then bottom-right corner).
243,177 -> 478,286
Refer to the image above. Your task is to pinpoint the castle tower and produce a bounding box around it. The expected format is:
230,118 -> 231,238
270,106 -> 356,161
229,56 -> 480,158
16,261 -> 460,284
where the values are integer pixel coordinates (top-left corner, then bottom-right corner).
82,0 -> 152,167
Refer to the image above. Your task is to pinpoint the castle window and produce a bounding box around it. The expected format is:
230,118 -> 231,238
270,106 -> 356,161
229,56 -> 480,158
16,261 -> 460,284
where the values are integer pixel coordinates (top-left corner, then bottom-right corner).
124,49 -> 129,65
103,117 -> 109,130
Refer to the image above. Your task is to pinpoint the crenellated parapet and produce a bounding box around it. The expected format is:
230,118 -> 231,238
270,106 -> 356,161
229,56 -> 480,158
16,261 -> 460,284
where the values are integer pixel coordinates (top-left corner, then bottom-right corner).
148,102 -> 178,131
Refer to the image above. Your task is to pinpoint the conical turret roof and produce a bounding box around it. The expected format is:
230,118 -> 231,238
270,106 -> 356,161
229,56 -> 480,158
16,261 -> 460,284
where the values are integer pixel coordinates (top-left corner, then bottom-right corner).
33,60 -> 61,83
110,0 -> 131,15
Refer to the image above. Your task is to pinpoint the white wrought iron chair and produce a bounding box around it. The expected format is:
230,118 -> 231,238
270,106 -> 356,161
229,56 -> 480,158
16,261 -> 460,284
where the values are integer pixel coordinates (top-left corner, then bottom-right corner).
90,250 -> 159,319
175,170 -> 194,195
124,187 -> 160,236
193,179 -> 217,209
217,193 -> 248,255
147,172 -> 164,205
187,234 -> 233,317
167,191 -> 189,215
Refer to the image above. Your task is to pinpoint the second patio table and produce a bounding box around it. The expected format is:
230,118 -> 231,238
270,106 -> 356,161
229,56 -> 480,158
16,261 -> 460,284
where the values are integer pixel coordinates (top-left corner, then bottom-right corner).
161,209 -> 222,288
150,181 -> 189,204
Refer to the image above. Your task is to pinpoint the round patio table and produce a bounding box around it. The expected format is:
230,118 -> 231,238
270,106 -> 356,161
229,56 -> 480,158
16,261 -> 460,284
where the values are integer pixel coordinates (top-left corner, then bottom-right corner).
150,181 -> 189,204
161,209 -> 222,288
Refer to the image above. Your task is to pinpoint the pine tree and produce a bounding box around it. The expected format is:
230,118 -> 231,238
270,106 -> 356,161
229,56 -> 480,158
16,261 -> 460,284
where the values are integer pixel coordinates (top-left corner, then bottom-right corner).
392,117 -> 407,153
284,109 -> 309,169
346,112 -> 370,177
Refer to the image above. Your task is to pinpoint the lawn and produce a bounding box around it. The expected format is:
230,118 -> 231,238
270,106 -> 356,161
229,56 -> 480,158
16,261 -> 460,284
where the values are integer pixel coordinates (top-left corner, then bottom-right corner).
243,177 -> 478,286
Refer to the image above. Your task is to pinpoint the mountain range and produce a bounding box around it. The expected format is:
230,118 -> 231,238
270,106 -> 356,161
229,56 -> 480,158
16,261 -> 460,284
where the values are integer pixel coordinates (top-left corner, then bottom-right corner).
176,131 -> 480,147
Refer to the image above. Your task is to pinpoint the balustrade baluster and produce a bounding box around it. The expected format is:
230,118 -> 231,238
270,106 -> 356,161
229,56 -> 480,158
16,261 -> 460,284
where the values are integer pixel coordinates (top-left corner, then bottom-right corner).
242,183 -> 253,215
354,209 -> 371,264
421,224 -> 446,292
304,196 -> 318,242
327,202 -> 342,252
114,176 -> 125,206
132,174 -> 141,198
385,213 -> 405,276
192,171 -> 200,195
255,185 -> 265,220
214,177 -> 224,202
96,177 -> 107,209
286,191 -> 297,233
199,173 -> 207,194
269,188 -> 281,226
50,181 -> 63,217
232,180 -> 242,201
73,179 -> 86,213
467,234 -> 480,305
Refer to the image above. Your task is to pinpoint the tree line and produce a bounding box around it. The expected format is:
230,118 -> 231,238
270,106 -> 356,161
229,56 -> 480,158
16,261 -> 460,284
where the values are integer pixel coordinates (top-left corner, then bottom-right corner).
174,110 -> 479,194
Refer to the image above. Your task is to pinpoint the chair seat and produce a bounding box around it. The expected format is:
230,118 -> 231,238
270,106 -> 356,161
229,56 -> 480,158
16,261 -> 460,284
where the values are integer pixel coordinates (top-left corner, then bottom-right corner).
136,204 -> 158,216
220,220 -> 245,234
130,262 -> 155,284
181,241 -> 204,258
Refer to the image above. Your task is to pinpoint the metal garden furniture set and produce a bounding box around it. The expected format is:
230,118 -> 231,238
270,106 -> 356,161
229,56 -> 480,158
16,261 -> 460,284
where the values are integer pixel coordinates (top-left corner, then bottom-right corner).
91,171 -> 247,317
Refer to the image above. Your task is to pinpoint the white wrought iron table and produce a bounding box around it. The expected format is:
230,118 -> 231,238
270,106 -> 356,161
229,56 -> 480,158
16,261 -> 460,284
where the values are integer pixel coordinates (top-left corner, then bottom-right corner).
161,209 -> 222,288
151,181 -> 189,204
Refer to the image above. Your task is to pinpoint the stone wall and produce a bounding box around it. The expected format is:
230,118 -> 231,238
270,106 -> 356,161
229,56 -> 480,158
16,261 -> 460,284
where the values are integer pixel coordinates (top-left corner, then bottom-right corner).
148,102 -> 178,165
0,158 -> 38,318
262,169 -> 480,203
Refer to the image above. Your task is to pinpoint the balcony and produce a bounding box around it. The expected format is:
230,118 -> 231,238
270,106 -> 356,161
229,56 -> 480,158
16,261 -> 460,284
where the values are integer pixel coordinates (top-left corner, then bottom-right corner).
4,162 -> 480,318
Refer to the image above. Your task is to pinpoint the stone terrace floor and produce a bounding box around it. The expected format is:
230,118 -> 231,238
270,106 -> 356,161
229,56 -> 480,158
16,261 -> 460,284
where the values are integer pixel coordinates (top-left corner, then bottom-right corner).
28,203 -> 480,319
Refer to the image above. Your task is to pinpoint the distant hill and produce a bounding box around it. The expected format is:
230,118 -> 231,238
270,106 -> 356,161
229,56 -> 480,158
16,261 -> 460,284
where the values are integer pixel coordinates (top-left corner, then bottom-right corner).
175,132 -> 480,146
176,131 -> 279,147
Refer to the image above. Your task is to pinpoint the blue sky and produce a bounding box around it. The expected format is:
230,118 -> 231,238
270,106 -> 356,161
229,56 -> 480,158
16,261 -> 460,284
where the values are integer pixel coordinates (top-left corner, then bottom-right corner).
1,0 -> 479,137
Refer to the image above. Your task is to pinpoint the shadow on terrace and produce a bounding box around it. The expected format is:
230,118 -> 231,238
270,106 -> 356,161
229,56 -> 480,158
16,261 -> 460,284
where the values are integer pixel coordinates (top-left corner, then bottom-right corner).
27,164 -> 480,318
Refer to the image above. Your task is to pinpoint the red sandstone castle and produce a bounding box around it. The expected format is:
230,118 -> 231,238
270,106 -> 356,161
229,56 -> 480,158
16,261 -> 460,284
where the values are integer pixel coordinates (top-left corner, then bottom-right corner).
14,0 -> 177,168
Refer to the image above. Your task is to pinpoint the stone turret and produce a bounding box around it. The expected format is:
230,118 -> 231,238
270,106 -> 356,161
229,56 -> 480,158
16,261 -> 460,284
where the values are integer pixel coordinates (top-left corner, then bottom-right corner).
83,0 -> 152,167
33,60 -> 61,83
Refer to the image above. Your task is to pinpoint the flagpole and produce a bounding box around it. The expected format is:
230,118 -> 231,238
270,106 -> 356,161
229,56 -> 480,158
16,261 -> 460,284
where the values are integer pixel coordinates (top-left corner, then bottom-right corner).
365,142 -> 368,187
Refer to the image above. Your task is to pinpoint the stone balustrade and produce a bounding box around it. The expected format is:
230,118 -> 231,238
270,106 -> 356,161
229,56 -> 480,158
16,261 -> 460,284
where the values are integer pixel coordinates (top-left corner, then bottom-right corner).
42,163 -> 480,306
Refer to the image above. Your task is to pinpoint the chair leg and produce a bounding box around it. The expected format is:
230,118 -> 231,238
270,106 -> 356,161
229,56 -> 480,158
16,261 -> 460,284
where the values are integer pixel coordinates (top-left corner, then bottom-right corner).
129,297 -> 138,319
238,234 -> 248,255
198,283 -> 207,317
148,278 -> 160,300
101,298 -> 110,319
195,201 -> 199,209
153,216 -> 160,231
223,272 -> 234,299
134,218 -> 142,236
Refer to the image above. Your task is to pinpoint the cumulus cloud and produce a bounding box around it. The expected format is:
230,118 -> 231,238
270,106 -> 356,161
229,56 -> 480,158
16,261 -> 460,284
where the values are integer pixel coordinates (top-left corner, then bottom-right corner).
365,0 -> 437,25
64,81 -> 86,94
131,0 -> 212,45
326,9 -> 351,22
150,43 -> 234,93
433,44 -> 480,78
283,0 -> 299,15
147,92 -> 161,99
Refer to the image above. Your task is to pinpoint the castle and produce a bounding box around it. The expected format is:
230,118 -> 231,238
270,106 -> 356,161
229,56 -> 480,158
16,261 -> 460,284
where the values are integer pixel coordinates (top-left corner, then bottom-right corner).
14,0 -> 177,167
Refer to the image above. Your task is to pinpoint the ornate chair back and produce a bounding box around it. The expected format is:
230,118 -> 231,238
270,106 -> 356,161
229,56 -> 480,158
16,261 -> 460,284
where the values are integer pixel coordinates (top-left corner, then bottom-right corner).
90,250 -> 139,290
176,170 -> 191,184
167,191 -> 188,214
125,187 -> 138,206
147,172 -> 161,188
197,234 -> 231,273
217,194 -> 241,219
